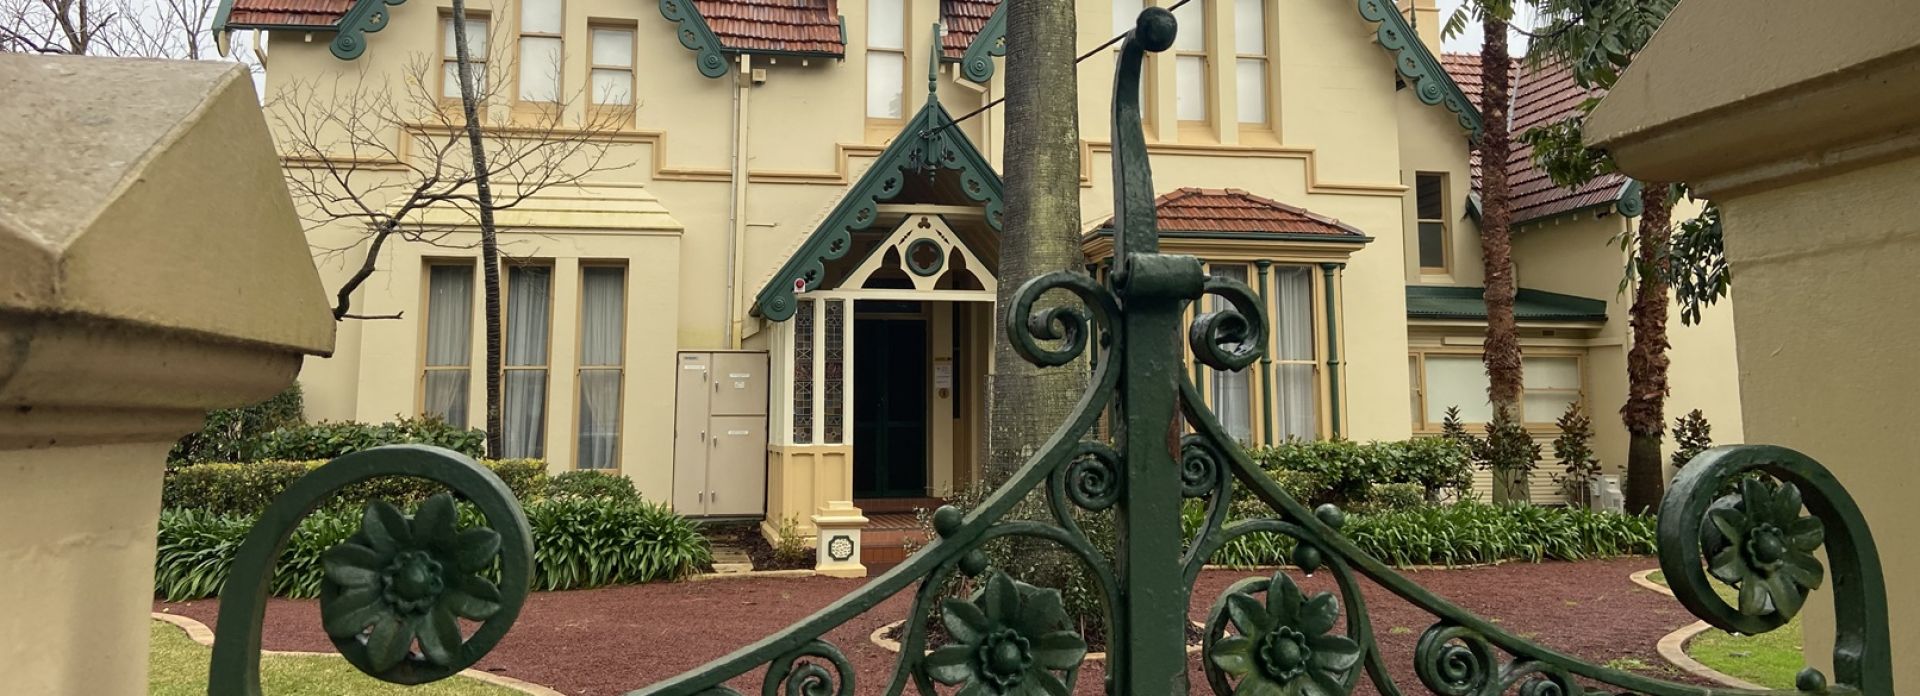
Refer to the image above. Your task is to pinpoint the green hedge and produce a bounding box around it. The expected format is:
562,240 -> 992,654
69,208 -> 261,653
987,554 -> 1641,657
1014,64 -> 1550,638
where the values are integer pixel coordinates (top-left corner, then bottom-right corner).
163,459 -> 549,516
244,417 -> 487,461
1189,501 -> 1656,569
1247,437 -> 1472,507
547,470 -> 640,502
155,497 -> 710,601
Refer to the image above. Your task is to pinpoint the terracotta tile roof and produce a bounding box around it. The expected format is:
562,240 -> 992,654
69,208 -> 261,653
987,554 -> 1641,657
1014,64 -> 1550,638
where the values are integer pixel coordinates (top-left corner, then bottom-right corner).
942,0 -> 999,59
1093,188 -> 1368,239
692,0 -> 843,56
1441,53 -> 1630,225
224,0 -> 352,28
220,0 -> 845,54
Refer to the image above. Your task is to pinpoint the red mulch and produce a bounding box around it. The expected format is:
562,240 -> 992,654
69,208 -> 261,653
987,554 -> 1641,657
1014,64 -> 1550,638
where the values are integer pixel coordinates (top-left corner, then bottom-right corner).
157,557 -> 1712,695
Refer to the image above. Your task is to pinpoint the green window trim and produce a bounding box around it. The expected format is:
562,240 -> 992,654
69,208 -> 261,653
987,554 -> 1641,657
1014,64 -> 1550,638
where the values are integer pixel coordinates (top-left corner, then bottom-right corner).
751,97 -> 1005,321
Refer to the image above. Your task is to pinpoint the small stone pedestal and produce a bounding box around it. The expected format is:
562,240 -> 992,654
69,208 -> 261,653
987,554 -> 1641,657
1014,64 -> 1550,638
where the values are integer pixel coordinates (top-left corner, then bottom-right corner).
0,55 -> 334,694
811,501 -> 869,578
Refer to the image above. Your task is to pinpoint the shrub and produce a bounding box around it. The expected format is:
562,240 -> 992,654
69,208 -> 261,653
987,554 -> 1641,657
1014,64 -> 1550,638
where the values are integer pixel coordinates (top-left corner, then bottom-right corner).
1245,437 -> 1472,507
163,458 -> 549,516
1358,483 -> 1427,513
1671,409 -> 1713,470
548,470 -> 639,501
1185,500 -> 1656,569
1480,410 -> 1542,504
154,497 -> 708,601
527,497 -> 710,590
245,416 -> 486,462
1552,405 -> 1602,506
770,515 -> 812,567
169,385 -> 306,464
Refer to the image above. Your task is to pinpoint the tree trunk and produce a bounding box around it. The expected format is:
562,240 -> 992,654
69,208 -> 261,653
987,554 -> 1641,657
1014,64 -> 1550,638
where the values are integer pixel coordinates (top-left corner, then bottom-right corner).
986,0 -> 1086,485
1622,184 -> 1673,513
449,0 -> 505,458
1477,16 -> 1527,501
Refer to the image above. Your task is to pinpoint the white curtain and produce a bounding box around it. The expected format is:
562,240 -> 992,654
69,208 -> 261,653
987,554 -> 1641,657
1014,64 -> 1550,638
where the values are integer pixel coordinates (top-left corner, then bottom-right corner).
503,266 -> 551,459
1273,266 -> 1317,440
1210,265 -> 1253,443
424,265 -> 473,427
577,267 -> 624,470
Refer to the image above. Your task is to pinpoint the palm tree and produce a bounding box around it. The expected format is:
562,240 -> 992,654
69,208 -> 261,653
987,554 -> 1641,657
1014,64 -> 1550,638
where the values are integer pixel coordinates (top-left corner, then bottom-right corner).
988,0 -> 1087,483
1524,0 -> 1689,511
1447,1 -> 1525,501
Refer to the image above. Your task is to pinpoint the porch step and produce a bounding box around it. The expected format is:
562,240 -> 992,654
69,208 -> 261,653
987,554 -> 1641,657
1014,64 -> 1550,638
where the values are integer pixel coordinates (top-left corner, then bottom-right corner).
710,545 -> 753,574
862,511 -> 930,573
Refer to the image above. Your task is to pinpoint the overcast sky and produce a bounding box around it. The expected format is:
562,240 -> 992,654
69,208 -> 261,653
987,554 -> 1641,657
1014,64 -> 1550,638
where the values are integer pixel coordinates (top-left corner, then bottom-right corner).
1436,0 -> 1539,55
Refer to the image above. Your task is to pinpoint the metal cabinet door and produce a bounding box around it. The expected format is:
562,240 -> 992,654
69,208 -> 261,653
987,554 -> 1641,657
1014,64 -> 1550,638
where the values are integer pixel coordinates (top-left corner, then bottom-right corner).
672,353 -> 711,515
705,415 -> 767,517
709,352 -> 768,417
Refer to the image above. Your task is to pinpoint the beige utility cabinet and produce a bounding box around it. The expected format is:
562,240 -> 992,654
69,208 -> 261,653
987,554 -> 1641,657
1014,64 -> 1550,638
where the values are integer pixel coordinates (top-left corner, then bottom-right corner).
673,351 -> 770,517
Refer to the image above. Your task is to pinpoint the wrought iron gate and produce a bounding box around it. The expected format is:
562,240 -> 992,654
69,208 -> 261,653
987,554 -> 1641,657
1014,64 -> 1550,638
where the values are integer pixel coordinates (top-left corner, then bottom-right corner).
209,9 -> 1893,695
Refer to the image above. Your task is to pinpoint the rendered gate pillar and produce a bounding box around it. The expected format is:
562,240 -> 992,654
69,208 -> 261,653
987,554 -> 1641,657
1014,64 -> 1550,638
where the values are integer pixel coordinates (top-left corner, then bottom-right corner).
1586,2 -> 1920,690
0,55 -> 335,694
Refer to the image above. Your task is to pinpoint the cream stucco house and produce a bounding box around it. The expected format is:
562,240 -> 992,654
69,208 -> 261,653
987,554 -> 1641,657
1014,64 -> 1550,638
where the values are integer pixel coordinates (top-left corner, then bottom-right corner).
214,0 -> 1742,564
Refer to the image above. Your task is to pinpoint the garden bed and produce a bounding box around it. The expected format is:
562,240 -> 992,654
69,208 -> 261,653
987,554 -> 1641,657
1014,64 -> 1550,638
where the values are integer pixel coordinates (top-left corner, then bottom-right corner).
158,557 -> 1714,695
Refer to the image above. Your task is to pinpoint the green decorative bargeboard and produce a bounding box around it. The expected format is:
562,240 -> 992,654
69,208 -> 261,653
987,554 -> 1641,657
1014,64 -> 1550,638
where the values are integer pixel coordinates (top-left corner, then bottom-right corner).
209,9 -> 1892,696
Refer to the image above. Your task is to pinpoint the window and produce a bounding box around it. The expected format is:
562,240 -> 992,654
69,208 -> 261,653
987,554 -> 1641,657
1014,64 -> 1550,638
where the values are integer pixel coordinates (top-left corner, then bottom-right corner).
1233,0 -> 1266,124
1409,352 -> 1584,428
441,16 -> 490,99
1271,266 -> 1318,439
576,266 -> 625,470
1416,173 -> 1449,273
589,26 -> 635,105
1209,264 -> 1253,443
422,263 -> 475,427
866,0 -> 905,119
518,0 -> 562,102
503,265 -> 553,458
1172,0 -> 1209,122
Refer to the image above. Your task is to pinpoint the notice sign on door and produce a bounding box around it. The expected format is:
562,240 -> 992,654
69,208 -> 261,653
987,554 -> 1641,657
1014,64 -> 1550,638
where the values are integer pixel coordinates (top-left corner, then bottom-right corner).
933,359 -> 953,392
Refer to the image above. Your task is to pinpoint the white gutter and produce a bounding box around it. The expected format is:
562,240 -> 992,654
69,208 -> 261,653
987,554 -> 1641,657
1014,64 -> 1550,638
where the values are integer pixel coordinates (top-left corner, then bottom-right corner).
726,53 -> 754,348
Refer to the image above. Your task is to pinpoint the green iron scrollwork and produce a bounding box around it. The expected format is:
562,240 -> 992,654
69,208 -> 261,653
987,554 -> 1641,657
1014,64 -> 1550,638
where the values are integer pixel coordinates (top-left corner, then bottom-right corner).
209,446 -> 533,694
213,7 -> 1891,696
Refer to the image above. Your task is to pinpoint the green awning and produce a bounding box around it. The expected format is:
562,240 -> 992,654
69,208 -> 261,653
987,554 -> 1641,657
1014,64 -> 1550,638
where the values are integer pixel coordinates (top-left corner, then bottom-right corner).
1406,286 -> 1607,323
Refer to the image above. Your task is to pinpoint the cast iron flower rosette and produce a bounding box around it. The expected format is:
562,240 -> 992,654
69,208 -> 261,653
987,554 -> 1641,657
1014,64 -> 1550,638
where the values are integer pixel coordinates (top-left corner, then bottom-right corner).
210,7 -> 1892,695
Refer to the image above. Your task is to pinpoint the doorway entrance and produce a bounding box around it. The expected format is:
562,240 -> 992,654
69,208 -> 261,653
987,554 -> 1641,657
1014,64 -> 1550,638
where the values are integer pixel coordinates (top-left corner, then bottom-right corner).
853,303 -> 928,499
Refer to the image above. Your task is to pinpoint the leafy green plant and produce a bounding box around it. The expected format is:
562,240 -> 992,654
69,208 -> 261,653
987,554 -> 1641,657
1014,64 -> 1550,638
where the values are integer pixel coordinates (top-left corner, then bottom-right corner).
1480,410 -> 1541,504
770,515 -> 813,567
1552,404 -> 1603,506
1244,437 -> 1473,508
169,385 -> 306,464
154,497 -> 708,601
547,470 -> 639,501
1184,500 -> 1655,569
245,416 -> 486,461
163,459 -> 548,516
1670,409 -> 1713,470
526,497 -> 710,590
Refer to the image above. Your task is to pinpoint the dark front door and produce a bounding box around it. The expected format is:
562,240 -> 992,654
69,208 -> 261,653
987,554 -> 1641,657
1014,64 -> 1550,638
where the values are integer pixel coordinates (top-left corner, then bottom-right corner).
854,316 -> 928,498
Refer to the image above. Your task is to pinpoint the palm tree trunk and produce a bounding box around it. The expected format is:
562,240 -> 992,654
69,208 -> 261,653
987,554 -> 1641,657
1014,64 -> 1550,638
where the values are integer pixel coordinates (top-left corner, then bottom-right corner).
449,0 -> 505,457
1623,184 -> 1673,512
1477,16 -> 1524,502
987,0 -> 1086,484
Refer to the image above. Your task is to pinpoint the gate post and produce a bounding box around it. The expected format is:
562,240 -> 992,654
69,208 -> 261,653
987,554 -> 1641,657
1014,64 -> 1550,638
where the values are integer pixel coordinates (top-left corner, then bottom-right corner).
1107,10 -> 1197,692
0,55 -> 334,694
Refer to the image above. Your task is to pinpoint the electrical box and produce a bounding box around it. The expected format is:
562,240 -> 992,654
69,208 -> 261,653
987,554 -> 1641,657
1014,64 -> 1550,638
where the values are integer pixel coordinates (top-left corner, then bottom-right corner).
672,351 -> 769,517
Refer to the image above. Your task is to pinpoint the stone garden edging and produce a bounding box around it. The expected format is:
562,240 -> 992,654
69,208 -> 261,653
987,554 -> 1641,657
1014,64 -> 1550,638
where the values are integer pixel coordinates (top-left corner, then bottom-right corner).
150,611 -> 566,696
1628,568 -> 1768,690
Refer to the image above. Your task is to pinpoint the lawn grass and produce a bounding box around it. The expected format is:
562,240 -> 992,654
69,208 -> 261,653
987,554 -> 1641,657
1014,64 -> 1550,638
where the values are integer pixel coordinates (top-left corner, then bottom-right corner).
149,620 -> 521,695
1646,570 -> 1803,689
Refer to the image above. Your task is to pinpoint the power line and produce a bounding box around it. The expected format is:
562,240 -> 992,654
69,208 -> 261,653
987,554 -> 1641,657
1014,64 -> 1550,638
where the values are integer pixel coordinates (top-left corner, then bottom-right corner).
934,0 -> 1193,134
